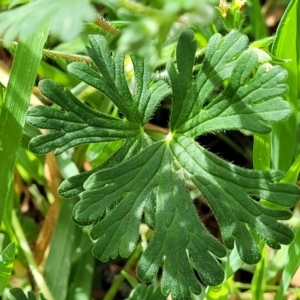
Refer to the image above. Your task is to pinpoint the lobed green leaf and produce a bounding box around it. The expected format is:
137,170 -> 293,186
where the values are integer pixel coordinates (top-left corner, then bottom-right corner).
74,142 -> 226,297
169,30 -> 290,137
26,28 -> 300,300
169,30 -> 248,132
27,79 -> 140,155
58,134 -> 152,198
68,35 -> 171,125
27,35 -> 171,157
171,136 -> 298,263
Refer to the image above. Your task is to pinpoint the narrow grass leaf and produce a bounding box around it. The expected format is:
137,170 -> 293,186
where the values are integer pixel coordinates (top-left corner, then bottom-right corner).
246,0 -> 268,39
273,152 -> 300,298
11,210 -> 53,299
253,134 -> 271,170
271,0 -> 300,172
66,250 -> 94,300
251,244 -> 267,300
275,226 -> 300,300
281,151 -> 300,184
44,199 -> 80,300
121,270 -> 139,288
0,20 -> 50,227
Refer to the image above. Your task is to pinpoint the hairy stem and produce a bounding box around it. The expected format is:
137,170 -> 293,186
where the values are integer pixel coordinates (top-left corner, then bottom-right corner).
0,39 -> 93,63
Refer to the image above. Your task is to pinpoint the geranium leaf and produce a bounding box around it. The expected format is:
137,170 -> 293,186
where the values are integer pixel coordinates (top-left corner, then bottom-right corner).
169,30 -> 248,132
169,30 -> 291,137
26,79 -> 140,155
27,35 -> 170,156
58,134 -> 152,198
171,135 -> 298,263
74,142 -> 226,298
26,28 -> 300,300
68,35 -> 171,124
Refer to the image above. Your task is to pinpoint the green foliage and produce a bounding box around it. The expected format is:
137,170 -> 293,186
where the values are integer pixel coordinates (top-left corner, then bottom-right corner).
126,284 -> 166,300
0,242 -> 15,295
271,0 -> 300,172
26,29 -> 300,300
9,288 -> 46,300
216,0 -> 245,30
109,0 -> 215,56
0,17 -> 50,233
0,0 -> 94,42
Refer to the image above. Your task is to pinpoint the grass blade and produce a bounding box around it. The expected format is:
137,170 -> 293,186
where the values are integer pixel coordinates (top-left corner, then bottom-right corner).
44,199 -> 79,300
253,134 -> 271,170
271,0 -> 300,172
0,20 -> 50,225
251,244 -> 267,300
246,0 -> 268,39
275,226 -> 300,300
66,250 -> 94,300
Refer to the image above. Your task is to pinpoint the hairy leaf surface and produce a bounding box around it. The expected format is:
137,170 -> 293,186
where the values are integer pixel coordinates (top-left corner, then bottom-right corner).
26,30 -> 300,300
26,79 -> 140,155
27,35 -> 171,156
58,134 -> 152,198
169,30 -> 291,137
68,35 -> 171,125
74,142 -> 226,298
171,136 -> 298,262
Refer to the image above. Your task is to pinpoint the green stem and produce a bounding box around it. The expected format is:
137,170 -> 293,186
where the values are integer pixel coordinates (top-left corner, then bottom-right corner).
93,16 -> 118,35
103,245 -> 142,300
11,210 -> 54,300
234,282 -> 279,291
119,0 -> 160,16
0,39 -> 92,63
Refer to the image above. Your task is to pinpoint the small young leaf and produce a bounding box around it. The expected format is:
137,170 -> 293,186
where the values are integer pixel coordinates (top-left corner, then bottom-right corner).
0,0 -> 94,43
